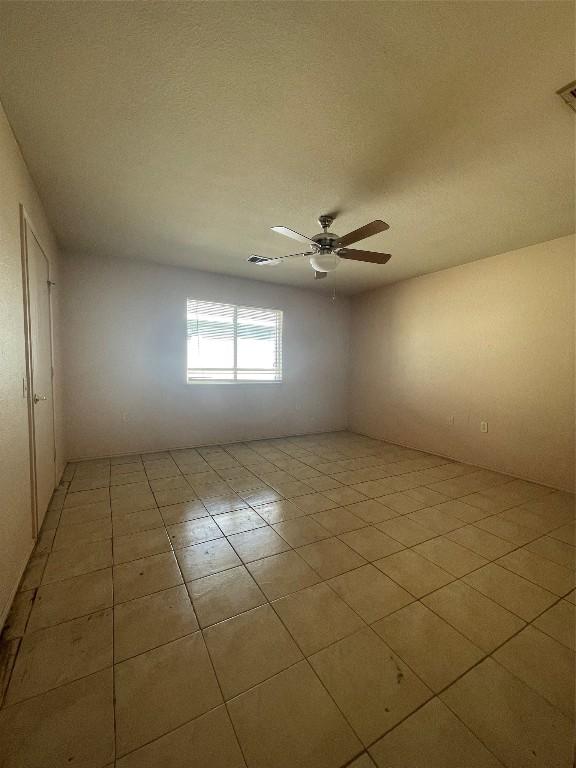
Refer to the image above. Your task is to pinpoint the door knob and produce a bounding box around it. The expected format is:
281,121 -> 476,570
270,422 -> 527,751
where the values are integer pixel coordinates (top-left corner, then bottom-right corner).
33,394 -> 47,404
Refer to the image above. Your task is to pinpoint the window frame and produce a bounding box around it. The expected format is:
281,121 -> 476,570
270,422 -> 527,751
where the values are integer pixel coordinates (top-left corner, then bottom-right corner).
186,299 -> 283,385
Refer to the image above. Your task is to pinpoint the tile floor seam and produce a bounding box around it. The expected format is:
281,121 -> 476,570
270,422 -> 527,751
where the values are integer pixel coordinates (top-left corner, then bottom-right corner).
368,539 -> 499,603
110,700 -> 238,765
105,559 -> 537,713
458,566 -> 561,621
492,548 -> 575,590
437,654 -> 573,765
264,566 -> 434,762
4,433 -> 572,768
170,546 -> 250,768
309,621 -> 438,750
22,572 -> 114,635
15,526 -> 573,631
267,586 -> 370,662
18,558 -> 546,682
409,590 -> 573,710
110,482 -> 118,767
351,625 -> 558,762
383,694 -> 508,768
483,631 -> 576,718
1,630 -> 114,710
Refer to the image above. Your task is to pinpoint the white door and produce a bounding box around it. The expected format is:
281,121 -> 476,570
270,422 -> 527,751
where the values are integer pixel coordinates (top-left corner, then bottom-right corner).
26,226 -> 56,532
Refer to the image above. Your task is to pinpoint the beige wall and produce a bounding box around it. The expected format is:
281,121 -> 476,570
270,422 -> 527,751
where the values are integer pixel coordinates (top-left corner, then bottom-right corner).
62,253 -> 350,459
0,101 -> 64,627
349,235 -> 575,491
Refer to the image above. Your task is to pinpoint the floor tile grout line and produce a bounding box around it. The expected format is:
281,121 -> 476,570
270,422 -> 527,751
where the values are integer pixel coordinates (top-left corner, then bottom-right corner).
63,475 -> 569,547
15,541 -> 574,657
415,567 -> 573,633
374,533 -> 569,620
26,513 -> 576,594
109,480 -> 118,766
57,464 -> 562,551
14,509 -> 574,638
5,436 -> 573,742
235,440 -> 571,740
186,482 -> 572,757
412,588 -> 575,695
2,580 -> 569,724
165,515 -> 252,768
0,666 -> 115,714
337,606 -> 570,762
111,701 -> 245,765
433,645 -> 572,764
7,556 -> 571,712
59,444 -> 415,741
262,583 -> 382,757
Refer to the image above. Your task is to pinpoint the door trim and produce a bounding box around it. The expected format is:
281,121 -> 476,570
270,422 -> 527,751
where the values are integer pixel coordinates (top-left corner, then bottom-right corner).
20,205 -> 57,539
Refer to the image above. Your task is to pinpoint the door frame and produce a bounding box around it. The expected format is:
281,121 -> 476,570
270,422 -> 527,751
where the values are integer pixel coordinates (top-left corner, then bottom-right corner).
20,204 -> 57,539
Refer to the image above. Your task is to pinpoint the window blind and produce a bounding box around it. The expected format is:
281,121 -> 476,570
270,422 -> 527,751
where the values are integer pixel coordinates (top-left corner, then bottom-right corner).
186,299 -> 283,382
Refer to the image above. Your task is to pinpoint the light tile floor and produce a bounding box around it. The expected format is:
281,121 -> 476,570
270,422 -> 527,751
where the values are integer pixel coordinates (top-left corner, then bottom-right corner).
0,431 -> 574,767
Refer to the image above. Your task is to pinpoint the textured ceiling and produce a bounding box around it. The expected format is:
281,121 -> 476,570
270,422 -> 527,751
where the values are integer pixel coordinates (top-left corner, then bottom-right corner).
0,1 -> 573,294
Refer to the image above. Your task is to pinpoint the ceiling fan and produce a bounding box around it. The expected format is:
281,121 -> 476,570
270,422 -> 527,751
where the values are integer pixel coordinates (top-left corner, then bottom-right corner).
247,214 -> 392,279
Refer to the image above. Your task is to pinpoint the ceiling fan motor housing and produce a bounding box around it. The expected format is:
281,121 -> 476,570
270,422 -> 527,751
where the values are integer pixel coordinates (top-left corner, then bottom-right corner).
310,215 -> 342,272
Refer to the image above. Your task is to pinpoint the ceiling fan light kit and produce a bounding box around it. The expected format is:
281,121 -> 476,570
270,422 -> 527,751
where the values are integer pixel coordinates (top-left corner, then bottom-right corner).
248,213 -> 392,280
310,251 -> 341,273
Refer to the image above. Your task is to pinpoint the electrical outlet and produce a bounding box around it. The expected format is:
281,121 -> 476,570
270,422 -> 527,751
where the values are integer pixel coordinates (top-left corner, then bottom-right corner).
480,421 -> 488,433
448,415 -> 455,425
121,412 -> 129,422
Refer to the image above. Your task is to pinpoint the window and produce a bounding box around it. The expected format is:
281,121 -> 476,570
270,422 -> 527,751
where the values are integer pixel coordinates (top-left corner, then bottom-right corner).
186,299 -> 283,382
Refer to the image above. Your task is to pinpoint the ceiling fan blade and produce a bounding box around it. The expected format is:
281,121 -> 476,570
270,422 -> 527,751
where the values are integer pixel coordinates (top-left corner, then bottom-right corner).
271,226 -> 317,245
336,220 -> 389,248
314,271 -> 328,280
248,251 -> 315,265
338,249 -> 392,265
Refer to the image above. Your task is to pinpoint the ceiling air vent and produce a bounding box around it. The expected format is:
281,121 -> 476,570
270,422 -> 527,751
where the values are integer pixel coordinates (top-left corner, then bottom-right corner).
557,80 -> 576,112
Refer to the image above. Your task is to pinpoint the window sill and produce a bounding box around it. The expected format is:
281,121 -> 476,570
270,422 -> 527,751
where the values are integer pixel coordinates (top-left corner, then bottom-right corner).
186,380 -> 283,386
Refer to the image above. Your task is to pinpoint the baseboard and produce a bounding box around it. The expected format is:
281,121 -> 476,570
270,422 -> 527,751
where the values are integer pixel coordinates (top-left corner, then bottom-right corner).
0,462 -> 67,634
66,426 -> 573,493
64,426 -> 350,464
351,428 -> 572,494
0,540 -> 34,635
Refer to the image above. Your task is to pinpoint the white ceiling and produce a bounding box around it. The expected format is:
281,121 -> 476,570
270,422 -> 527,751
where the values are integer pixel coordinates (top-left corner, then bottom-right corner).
0,1 -> 573,294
